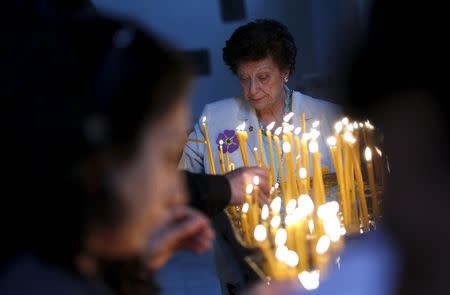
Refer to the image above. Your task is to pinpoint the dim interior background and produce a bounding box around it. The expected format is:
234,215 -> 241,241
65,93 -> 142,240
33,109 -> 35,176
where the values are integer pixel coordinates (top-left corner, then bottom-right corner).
93,0 -> 372,120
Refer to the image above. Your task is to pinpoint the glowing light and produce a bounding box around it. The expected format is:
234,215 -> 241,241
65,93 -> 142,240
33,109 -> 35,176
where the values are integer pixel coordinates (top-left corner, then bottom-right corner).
365,120 -> 375,130
341,117 -> 349,126
242,203 -> 249,213
375,147 -> 382,156
353,122 -> 359,129
310,129 -> 321,140
202,116 -> 207,123
294,127 -> 302,135
271,215 -> 281,228
286,199 -> 297,215
275,228 -> 287,246
312,120 -> 320,129
254,224 -> 267,242
283,112 -> 295,122
236,122 -> 246,131
219,140 -> 224,145
282,142 -> 292,153
270,197 -> 282,214
253,176 -> 260,186
274,127 -> 283,136
302,132 -> 311,141
365,147 -> 373,162
297,194 -> 314,216
327,136 -> 337,147
245,184 -> 254,194
275,245 -> 288,262
299,168 -> 307,179
359,122 -> 364,128
343,131 -> 356,144
266,121 -> 276,131
286,250 -> 299,267
298,270 -> 320,291
334,121 -> 343,133
309,141 -> 319,153
308,220 -> 315,233
316,235 -> 331,254
261,205 -> 269,221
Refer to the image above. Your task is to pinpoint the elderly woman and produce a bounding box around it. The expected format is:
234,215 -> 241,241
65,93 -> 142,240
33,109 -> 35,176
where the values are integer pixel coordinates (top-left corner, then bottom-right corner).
178,19 -> 342,294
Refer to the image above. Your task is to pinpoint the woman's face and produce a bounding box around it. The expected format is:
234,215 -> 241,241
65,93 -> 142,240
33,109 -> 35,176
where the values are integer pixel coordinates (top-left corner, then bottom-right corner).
237,56 -> 288,112
88,98 -> 190,259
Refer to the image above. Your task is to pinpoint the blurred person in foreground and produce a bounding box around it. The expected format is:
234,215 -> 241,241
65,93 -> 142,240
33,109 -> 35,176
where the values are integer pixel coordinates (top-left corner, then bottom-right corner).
245,1 -> 450,295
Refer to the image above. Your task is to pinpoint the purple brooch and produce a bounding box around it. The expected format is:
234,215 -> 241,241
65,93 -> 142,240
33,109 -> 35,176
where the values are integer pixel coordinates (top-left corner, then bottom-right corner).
216,130 -> 239,153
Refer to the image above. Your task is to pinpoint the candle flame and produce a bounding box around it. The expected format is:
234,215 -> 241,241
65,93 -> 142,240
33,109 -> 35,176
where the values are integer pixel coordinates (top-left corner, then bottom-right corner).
282,141 -> 291,153
283,112 -> 295,122
327,136 -> 337,147
274,126 -> 283,136
298,194 -> 314,216
286,250 -> 299,267
308,141 -> 319,153
275,245 -> 288,262
334,121 -> 343,133
296,155 -> 301,160
341,117 -> 349,126
298,270 -> 320,291
253,147 -> 258,152
302,132 -> 311,141
312,120 -> 320,129
242,203 -> 249,213
365,147 -> 373,161
375,147 -> 382,156
236,122 -> 246,131
283,125 -> 290,134
261,204 -> 269,220
219,139 -> 224,145
365,120 -> 375,130
317,202 -> 339,219
294,127 -> 302,135
316,235 -> 331,254
202,116 -> 207,123
252,175 -> 260,186
310,129 -> 321,140
245,184 -> 254,194
266,121 -> 276,131
343,131 -> 356,144
270,196 -> 282,214
254,224 -> 267,242
359,122 -> 364,128
286,199 -> 297,215
274,182 -> 280,189
270,215 -> 281,228
353,121 -> 359,129
289,124 -> 295,132
299,167 -> 307,179
347,123 -> 354,132
275,228 -> 287,246
308,219 -> 315,233
285,214 -> 295,225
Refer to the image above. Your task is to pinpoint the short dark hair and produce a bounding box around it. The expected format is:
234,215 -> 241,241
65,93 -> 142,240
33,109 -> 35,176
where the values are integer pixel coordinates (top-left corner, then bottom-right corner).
222,19 -> 297,75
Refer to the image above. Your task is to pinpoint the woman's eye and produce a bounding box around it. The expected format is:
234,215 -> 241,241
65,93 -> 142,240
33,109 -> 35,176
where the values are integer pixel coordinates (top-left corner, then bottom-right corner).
259,75 -> 269,82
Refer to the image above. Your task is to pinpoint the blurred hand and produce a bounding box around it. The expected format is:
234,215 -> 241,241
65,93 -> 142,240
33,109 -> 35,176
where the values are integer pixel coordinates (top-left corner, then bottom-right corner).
225,167 -> 269,207
144,206 -> 214,271
244,280 -> 301,295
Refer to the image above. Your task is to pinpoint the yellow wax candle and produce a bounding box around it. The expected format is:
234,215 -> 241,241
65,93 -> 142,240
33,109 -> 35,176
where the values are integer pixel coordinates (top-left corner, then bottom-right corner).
327,136 -> 350,229
202,117 -> 216,175
225,151 -> 231,172
285,199 -> 297,250
254,225 -> 277,278
241,203 -> 252,245
218,140 -> 226,175
253,147 -> 261,167
253,176 -> 261,210
299,167 -> 308,195
309,141 -> 326,206
266,122 -> 276,187
273,127 -> 286,197
282,140 -> 294,201
236,123 -> 250,166
343,132 -> 358,231
301,134 -> 310,193
365,147 -> 380,219
258,128 -> 267,168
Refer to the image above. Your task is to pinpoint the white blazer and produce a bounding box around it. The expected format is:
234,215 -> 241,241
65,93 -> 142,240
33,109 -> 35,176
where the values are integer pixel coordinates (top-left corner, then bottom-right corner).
180,91 -> 343,174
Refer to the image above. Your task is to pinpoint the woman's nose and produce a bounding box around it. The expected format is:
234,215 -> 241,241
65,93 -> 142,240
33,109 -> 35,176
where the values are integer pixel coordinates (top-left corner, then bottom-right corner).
249,78 -> 258,96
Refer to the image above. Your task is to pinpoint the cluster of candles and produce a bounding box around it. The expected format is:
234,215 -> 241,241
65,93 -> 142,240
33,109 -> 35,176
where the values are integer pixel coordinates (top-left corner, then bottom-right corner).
197,112 -> 385,289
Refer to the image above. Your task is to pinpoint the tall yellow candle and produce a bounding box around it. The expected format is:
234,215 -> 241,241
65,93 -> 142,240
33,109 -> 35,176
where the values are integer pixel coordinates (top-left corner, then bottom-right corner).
365,147 -> 380,219
225,151 -> 231,172
253,147 -> 261,167
254,225 -> 277,278
202,117 -> 216,175
273,127 -> 285,196
236,122 -> 250,166
265,122 -> 276,187
257,128 -> 267,168
301,133 -> 310,193
309,141 -> 326,206
343,132 -> 358,231
282,140 -> 294,201
218,140 -> 226,175
240,203 -> 252,245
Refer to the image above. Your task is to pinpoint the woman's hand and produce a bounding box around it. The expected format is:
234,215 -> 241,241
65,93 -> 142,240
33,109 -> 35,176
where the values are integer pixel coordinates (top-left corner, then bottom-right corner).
225,167 -> 270,207
144,206 -> 214,271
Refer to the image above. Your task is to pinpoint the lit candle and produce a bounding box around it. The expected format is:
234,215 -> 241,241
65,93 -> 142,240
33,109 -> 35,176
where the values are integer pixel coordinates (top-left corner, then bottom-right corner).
202,117 -> 216,175
241,203 -> 252,245
253,147 -> 261,167
218,140 -> 226,174
257,128 -> 267,168
343,131 -> 358,232
254,224 -> 277,278
273,127 -> 285,196
225,151 -> 231,172
296,194 -> 313,271
365,147 -> 380,219
265,122 -> 276,187
301,132 -> 310,193
245,184 -> 257,231
299,167 -> 308,194
309,141 -> 326,206
253,176 -> 261,210
236,122 -> 250,166
282,141 -> 294,201
285,199 -> 297,250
